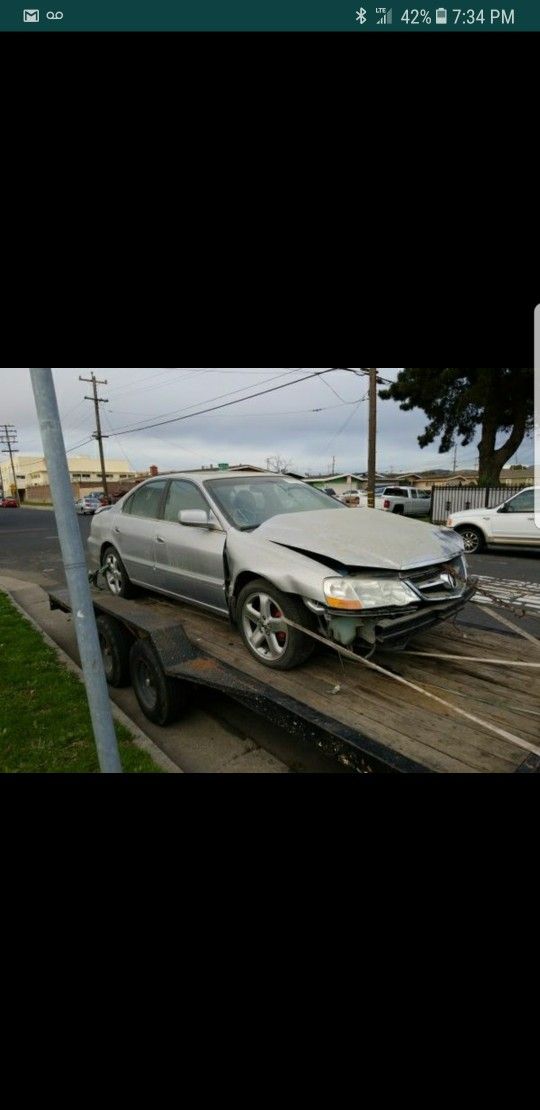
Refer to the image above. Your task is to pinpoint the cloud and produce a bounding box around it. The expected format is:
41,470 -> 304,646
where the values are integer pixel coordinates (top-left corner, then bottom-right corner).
1,367 -> 532,477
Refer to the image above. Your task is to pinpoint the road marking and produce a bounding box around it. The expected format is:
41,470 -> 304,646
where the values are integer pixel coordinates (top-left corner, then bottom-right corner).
473,574 -> 540,610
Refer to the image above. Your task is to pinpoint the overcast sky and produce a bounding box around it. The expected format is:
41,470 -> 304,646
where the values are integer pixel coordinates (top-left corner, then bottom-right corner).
0,368 -> 533,476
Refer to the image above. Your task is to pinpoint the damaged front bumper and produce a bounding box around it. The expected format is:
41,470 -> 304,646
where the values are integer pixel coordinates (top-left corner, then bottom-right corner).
319,585 -> 477,649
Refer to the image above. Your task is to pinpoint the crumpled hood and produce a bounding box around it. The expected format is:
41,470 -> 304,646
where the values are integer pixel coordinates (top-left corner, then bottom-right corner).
255,509 -> 463,571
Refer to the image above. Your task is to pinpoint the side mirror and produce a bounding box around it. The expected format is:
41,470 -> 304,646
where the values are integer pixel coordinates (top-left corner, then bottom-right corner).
179,509 -> 210,527
179,509 -> 223,530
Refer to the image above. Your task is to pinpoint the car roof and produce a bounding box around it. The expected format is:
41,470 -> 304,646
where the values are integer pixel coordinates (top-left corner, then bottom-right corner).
141,470 -> 297,481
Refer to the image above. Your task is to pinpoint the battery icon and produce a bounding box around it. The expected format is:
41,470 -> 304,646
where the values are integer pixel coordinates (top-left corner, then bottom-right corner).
435,7 -> 448,21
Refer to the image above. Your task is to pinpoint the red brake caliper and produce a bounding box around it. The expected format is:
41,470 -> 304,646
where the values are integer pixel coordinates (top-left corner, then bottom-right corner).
272,605 -> 287,646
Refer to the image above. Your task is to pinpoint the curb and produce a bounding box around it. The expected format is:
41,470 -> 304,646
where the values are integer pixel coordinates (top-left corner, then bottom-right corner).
0,580 -> 182,774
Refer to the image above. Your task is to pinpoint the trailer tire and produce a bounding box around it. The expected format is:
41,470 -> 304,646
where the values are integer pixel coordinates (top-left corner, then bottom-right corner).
237,578 -> 316,670
130,640 -> 188,725
96,614 -> 132,687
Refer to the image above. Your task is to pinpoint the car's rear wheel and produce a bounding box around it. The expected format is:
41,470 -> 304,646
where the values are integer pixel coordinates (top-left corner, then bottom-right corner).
237,578 -> 316,670
456,526 -> 485,554
101,545 -> 137,598
392,505 -> 404,515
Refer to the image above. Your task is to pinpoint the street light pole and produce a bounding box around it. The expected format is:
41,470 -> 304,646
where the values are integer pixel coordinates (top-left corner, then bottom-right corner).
29,369 -> 122,773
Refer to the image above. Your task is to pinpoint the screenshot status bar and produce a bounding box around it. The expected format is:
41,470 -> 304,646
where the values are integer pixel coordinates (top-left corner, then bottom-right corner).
3,3 -> 540,32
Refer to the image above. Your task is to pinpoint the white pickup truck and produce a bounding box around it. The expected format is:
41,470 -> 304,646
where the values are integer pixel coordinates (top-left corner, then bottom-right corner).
357,486 -> 432,517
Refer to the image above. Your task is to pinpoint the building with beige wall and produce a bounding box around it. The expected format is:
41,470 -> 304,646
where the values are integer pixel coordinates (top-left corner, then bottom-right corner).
1,454 -> 136,500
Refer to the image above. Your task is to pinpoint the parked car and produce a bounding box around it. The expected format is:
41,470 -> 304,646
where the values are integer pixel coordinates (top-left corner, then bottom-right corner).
338,491 -> 361,506
447,487 -> 539,553
0,497 -> 18,508
87,470 -> 473,670
75,496 -> 100,515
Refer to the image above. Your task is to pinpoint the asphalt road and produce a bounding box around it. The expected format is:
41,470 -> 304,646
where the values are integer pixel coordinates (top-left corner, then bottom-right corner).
2,505 -> 539,636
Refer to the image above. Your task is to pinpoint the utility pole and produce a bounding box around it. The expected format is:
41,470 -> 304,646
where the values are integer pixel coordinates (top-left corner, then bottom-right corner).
30,369 -> 122,773
453,444 -> 457,473
332,455 -> 336,475
0,424 -> 21,506
367,368 -> 377,508
79,372 -> 109,500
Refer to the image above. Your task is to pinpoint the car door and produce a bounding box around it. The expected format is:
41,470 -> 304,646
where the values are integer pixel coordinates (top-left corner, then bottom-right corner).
153,479 -> 228,612
115,480 -> 168,584
490,489 -> 537,543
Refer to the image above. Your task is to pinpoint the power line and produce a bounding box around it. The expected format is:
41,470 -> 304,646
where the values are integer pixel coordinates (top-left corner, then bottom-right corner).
105,367 -> 306,435
65,437 -> 95,454
320,398 -> 367,455
102,369 -> 365,439
102,370 -> 328,437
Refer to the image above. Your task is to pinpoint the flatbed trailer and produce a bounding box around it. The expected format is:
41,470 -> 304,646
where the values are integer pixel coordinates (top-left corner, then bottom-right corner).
48,586 -> 540,774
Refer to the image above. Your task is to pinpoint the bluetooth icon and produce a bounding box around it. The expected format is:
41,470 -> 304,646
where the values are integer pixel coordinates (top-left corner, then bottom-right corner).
356,8 -> 367,22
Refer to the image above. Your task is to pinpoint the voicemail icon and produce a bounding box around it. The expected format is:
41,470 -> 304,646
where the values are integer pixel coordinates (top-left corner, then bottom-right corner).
23,9 -> 40,20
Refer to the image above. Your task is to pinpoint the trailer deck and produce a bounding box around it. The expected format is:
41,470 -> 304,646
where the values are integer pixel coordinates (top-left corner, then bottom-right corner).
49,587 -> 540,774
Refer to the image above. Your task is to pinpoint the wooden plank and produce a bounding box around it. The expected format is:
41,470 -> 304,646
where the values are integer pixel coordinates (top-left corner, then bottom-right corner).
385,660 -> 540,741
379,652 -> 540,710
87,594 -> 537,773
188,626 -> 520,772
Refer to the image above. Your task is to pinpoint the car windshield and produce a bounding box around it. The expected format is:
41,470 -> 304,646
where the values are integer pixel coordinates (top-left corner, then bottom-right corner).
205,476 -> 345,530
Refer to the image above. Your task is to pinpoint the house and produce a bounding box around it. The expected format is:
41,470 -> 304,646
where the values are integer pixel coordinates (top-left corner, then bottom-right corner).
499,466 -> 534,486
389,470 -> 480,489
303,473 -> 390,496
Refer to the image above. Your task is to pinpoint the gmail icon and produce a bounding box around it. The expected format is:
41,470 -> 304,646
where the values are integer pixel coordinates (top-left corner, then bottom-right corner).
23,8 -> 40,19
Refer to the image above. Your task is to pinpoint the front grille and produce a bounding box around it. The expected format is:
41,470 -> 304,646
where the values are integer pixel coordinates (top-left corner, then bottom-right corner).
403,556 -> 466,602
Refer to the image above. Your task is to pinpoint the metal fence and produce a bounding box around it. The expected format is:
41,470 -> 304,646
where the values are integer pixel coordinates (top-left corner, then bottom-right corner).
430,485 -> 527,524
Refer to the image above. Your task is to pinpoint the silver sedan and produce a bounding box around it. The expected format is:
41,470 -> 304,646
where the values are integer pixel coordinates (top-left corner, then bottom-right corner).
87,470 -> 473,670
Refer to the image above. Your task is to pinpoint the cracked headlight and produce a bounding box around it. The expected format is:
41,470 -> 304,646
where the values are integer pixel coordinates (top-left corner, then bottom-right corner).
323,576 -> 418,610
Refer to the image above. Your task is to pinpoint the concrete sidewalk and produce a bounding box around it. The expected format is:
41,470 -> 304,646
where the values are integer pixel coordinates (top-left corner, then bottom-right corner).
0,576 -> 290,774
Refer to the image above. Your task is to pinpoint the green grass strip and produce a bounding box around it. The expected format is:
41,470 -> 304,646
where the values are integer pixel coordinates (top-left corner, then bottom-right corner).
0,592 -> 162,773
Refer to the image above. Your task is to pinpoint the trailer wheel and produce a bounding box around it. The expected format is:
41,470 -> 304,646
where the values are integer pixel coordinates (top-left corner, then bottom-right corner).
129,640 -> 188,725
96,614 -> 132,687
237,578 -> 316,670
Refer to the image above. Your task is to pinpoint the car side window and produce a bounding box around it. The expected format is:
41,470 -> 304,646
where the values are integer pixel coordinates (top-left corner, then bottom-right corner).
410,489 -> 418,498
504,490 -> 534,513
385,487 -> 404,498
163,480 -> 209,523
122,480 -> 167,519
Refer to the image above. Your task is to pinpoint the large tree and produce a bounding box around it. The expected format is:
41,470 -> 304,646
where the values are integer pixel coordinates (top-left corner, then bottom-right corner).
379,368 -> 533,486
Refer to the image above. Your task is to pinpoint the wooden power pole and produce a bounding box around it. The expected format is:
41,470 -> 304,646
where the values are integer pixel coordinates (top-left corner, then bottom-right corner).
79,372 -> 110,500
0,424 -> 21,506
367,368 -> 377,508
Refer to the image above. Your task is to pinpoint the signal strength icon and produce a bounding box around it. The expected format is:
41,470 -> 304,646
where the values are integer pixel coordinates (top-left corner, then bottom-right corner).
376,6 -> 392,22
